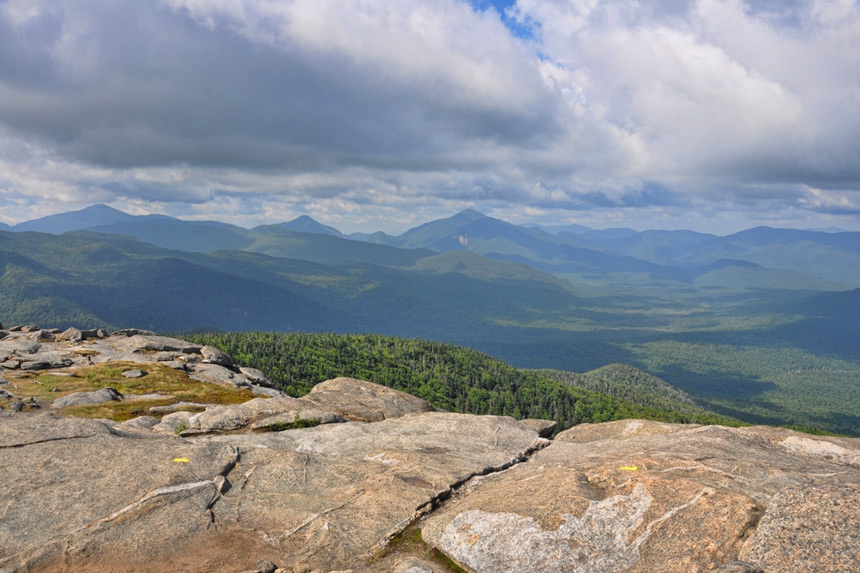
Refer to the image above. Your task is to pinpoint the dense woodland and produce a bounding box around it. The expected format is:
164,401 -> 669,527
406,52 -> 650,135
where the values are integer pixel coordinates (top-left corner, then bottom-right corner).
185,331 -> 738,433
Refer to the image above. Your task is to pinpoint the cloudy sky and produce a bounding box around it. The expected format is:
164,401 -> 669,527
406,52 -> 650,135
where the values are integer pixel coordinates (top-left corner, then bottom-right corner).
1,0 -> 859,234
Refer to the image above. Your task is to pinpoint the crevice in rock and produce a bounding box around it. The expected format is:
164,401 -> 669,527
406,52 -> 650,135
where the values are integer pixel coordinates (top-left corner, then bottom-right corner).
370,437 -> 551,566
419,438 -> 551,516
0,433 -> 101,449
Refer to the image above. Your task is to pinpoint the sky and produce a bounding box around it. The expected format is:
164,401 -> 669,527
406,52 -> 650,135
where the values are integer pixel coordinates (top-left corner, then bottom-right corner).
1,0 -> 860,235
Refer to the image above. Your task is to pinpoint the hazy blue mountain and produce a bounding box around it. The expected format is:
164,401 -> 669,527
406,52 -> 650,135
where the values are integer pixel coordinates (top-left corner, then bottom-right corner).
524,222 -> 593,236
390,208 -> 488,250
279,215 -> 343,237
12,204 -> 144,233
0,229 -> 582,338
0,222 -> 10,231
244,225 -> 435,266
385,209 -> 673,277
87,218 -> 253,252
360,231 -> 399,245
577,226 -> 860,286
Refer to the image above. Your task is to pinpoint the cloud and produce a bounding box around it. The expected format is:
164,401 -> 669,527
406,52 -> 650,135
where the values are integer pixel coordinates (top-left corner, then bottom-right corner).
0,0 -> 859,233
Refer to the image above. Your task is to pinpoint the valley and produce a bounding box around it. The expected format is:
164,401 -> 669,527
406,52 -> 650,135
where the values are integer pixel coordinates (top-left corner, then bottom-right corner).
2,205 -> 859,435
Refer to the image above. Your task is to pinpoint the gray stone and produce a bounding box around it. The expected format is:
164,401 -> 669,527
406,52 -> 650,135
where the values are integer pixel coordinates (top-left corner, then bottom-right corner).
111,335 -> 202,354
0,340 -> 41,354
187,363 -> 240,386
20,357 -> 73,371
151,410 -> 194,434
302,377 -> 435,422
201,345 -> 235,367
80,328 -> 107,340
240,366 -> 274,387
110,328 -> 158,337
118,416 -> 161,431
57,327 -> 83,342
0,360 -> 20,370
122,369 -> 147,378
53,387 -> 123,408
148,402 -> 210,414
257,559 -> 277,573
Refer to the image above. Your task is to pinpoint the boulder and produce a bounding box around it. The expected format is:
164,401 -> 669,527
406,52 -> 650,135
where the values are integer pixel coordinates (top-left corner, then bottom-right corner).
57,327 -> 84,342
20,357 -> 74,371
187,363 -> 242,386
303,377 -> 435,422
122,369 -> 147,378
151,410 -> 194,434
0,339 -> 41,354
111,335 -> 202,354
111,328 -> 158,337
80,328 -> 107,340
118,416 -> 161,431
239,366 -> 274,387
53,387 -> 123,408
9,324 -> 39,332
201,345 -> 235,367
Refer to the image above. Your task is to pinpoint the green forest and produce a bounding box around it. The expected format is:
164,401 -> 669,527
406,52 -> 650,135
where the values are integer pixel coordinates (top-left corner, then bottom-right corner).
184,331 -> 738,433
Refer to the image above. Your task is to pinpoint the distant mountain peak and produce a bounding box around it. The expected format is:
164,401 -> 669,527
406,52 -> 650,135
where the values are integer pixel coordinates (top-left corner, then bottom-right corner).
450,208 -> 487,222
13,204 -> 136,234
280,216 -> 342,237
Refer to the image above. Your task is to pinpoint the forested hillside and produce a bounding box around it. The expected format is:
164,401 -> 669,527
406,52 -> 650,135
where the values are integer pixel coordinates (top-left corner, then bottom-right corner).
184,331 -> 738,432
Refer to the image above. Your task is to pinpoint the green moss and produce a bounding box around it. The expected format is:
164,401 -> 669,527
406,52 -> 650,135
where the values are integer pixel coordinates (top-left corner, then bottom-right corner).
5,361 -> 256,422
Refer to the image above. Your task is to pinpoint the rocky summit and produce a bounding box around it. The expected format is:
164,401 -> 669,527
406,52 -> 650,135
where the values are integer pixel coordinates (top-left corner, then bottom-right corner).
1,327 -> 859,572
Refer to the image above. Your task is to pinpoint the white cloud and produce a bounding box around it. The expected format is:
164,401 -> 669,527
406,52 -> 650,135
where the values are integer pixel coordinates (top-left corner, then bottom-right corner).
0,0 -> 859,233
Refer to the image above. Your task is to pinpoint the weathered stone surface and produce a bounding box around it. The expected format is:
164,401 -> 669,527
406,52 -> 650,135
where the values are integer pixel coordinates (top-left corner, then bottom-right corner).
57,327 -> 84,341
181,378 -> 433,435
111,328 -> 158,337
303,377 -> 435,422
122,368 -> 147,378
151,410 -> 194,434
187,363 -> 242,386
119,415 -> 161,431
0,339 -> 41,355
52,387 -> 123,408
240,366 -> 274,387
80,328 -> 107,340
421,420 -> 860,572
201,345 -> 235,367
20,356 -> 74,371
0,411 -> 542,572
111,335 -> 203,354
148,401 -> 210,414
738,483 -> 860,571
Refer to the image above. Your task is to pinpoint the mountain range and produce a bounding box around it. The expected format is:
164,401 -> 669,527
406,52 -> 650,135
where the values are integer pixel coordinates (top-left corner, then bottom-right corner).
2,204 -> 860,434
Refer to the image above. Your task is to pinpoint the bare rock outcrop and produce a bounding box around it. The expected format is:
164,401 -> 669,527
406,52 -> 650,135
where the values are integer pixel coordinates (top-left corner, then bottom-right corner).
0,411 -> 544,572
420,419 -> 860,572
